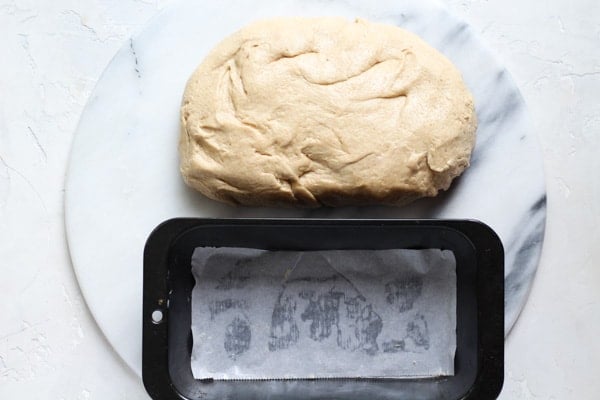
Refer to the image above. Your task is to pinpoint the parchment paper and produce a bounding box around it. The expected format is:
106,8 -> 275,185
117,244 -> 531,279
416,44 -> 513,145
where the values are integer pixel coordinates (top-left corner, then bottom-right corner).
191,248 -> 456,380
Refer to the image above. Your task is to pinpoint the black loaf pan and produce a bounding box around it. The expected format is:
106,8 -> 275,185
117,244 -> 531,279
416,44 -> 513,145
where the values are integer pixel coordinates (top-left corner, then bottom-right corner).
142,218 -> 504,400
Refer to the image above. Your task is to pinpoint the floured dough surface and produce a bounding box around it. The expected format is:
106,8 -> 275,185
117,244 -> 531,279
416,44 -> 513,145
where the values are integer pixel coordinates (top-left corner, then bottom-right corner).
179,17 -> 477,207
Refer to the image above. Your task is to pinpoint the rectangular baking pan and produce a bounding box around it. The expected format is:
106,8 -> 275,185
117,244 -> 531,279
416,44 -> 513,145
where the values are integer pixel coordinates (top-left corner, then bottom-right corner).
142,218 -> 504,400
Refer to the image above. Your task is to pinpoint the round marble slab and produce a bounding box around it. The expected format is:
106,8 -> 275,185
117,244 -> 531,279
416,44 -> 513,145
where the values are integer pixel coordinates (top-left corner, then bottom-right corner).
65,0 -> 546,376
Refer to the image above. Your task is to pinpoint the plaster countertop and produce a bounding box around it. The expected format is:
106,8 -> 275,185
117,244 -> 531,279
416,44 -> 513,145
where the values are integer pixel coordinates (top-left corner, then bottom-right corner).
1,1 -> 598,399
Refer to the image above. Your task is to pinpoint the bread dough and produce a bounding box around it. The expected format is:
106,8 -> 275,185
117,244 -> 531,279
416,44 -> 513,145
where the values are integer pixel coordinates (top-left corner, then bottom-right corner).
179,17 -> 477,207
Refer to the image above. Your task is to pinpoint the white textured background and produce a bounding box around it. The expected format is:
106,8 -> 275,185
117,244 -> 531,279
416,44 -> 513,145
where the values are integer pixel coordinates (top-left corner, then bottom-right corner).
0,0 -> 598,398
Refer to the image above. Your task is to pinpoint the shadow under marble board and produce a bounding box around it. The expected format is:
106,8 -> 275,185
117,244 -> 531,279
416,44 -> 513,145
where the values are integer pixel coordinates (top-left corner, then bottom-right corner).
65,0 -> 546,376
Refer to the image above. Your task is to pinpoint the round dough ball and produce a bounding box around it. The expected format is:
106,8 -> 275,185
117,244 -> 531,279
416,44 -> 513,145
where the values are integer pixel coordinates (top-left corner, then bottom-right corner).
179,17 -> 477,207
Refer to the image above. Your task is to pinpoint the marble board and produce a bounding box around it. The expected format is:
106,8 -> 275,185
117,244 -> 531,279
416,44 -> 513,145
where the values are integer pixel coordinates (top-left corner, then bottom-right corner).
65,0 -> 546,376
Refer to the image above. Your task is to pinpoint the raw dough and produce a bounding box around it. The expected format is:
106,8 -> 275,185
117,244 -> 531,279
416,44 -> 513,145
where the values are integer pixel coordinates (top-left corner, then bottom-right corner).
179,17 -> 477,207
